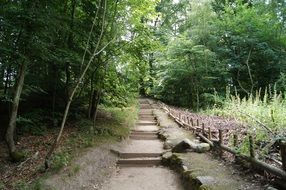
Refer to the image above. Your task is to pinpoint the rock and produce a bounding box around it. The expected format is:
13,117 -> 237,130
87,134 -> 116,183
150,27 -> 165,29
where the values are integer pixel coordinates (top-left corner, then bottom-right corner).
172,139 -> 193,153
172,138 -> 210,153
163,141 -> 172,149
265,187 -> 278,190
161,151 -> 172,165
182,165 -> 188,172
195,176 -> 217,186
196,143 -> 211,153
162,152 -> 173,160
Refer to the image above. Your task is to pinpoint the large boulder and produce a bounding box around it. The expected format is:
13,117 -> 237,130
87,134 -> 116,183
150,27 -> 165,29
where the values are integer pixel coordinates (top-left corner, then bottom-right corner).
172,138 -> 210,153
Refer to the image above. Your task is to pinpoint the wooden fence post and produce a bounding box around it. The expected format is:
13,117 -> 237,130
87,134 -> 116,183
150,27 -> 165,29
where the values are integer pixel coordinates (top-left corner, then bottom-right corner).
190,118 -> 194,126
196,119 -> 199,126
202,123 -> 205,135
280,141 -> 286,171
219,129 -> 223,157
208,127 -> 211,139
233,134 -> 238,147
249,135 -> 255,158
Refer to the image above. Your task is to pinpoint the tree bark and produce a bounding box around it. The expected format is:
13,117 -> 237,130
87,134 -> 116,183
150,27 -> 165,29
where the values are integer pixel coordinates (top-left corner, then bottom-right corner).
91,90 -> 101,133
5,61 -> 27,157
3,65 -> 12,95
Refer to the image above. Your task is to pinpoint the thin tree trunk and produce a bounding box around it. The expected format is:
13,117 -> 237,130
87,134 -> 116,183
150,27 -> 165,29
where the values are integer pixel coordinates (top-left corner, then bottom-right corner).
87,77 -> 94,118
45,0 -> 111,168
92,90 -> 101,133
3,65 -> 12,95
5,61 -> 27,159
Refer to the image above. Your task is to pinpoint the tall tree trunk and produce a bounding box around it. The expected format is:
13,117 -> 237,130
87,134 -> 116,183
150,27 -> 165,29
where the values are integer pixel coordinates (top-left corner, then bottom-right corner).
5,61 -> 27,161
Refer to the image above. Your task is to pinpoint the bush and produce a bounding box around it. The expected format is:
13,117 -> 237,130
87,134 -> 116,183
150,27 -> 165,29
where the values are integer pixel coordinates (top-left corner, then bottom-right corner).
17,109 -> 49,136
51,152 -> 71,171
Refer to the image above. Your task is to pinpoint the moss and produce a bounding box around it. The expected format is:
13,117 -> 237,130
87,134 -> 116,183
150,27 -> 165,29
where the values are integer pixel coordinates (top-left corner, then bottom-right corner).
199,185 -> 212,190
11,151 -> 25,162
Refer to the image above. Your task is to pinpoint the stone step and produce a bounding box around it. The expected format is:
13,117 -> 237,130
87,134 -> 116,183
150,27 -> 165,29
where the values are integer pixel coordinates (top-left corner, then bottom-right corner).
140,104 -> 152,109
131,130 -> 158,135
119,152 -> 162,159
139,109 -> 153,111
117,157 -> 161,166
136,121 -> 157,126
139,120 -> 156,123
139,115 -> 154,119
139,116 -> 156,119
139,112 -> 153,115
140,107 -> 152,110
139,100 -> 149,104
129,135 -> 158,140
132,129 -> 158,133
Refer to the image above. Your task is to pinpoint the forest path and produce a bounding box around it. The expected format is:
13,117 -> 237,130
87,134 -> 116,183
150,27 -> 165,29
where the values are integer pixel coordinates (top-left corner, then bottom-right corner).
99,98 -> 184,190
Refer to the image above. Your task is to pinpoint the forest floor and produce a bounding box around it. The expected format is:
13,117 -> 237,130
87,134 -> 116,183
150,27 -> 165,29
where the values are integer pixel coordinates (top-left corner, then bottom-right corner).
0,127 -> 77,189
0,105 -> 136,190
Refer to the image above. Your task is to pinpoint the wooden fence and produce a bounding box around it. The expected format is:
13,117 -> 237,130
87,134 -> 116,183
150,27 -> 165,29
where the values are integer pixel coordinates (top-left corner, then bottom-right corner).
158,102 -> 286,181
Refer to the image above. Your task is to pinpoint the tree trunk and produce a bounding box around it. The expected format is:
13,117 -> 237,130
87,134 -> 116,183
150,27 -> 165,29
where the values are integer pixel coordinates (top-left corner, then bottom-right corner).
91,90 -> 101,133
3,65 -> 12,95
5,61 -> 27,161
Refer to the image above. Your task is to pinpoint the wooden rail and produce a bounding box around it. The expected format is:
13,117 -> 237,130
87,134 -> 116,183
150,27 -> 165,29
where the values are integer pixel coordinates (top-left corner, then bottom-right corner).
159,102 -> 286,180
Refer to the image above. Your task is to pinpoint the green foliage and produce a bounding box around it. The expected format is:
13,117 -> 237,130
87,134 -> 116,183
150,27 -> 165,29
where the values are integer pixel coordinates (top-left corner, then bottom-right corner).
150,0 -> 286,112
204,86 -> 286,157
14,180 -> 29,190
0,182 -> 4,190
51,152 -> 71,171
13,179 -> 44,190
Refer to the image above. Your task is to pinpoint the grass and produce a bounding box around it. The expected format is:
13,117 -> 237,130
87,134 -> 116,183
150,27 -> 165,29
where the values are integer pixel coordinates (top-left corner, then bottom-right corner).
203,87 -> 286,155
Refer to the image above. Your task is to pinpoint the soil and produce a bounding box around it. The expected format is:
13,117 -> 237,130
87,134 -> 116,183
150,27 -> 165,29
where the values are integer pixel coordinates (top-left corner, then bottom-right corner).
0,127 -> 77,189
43,143 -> 125,190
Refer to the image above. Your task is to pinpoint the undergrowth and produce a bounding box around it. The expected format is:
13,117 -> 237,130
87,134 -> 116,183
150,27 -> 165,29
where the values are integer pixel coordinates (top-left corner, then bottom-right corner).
203,87 -> 286,156
50,103 -> 137,171
11,101 -> 138,190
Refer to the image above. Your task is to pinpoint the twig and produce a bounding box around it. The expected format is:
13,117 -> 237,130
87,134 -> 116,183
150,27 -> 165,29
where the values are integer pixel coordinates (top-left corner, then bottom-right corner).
17,151 -> 39,169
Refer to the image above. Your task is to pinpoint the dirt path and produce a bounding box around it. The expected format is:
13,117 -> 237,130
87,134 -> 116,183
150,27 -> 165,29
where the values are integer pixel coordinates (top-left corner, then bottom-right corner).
44,99 -> 184,190
98,98 -> 185,190
100,167 -> 183,190
43,143 -> 125,190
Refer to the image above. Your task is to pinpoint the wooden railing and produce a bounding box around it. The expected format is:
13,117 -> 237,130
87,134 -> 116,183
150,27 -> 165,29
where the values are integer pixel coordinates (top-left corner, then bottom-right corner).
158,101 -> 286,181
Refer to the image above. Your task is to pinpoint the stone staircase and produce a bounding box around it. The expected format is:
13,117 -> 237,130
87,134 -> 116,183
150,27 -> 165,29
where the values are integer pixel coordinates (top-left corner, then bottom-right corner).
116,99 -> 163,167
